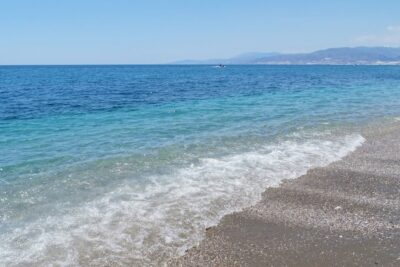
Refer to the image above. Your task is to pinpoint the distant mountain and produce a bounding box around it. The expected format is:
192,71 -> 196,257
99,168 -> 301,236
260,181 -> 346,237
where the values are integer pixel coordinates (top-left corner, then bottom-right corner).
225,52 -> 281,64
257,47 -> 400,65
173,47 -> 400,65
171,52 -> 280,64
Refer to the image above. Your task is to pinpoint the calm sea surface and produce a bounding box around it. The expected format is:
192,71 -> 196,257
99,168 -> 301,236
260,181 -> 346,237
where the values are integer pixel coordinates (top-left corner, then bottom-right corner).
1,65 -> 400,266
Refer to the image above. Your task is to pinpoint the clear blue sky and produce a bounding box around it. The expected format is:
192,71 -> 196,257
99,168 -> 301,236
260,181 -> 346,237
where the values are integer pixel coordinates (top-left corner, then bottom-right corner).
1,0 -> 400,64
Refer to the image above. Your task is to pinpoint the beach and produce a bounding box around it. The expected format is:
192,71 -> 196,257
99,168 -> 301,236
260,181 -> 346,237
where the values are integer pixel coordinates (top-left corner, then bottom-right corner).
172,121 -> 400,266
3,1 -> 400,266
2,65 -> 400,266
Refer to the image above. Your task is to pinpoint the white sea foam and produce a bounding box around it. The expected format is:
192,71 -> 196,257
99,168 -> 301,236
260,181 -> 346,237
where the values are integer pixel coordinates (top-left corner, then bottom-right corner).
0,133 -> 365,266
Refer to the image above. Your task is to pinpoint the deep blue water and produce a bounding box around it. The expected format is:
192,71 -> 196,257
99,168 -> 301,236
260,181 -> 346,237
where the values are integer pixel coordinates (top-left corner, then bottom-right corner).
1,65 -> 400,265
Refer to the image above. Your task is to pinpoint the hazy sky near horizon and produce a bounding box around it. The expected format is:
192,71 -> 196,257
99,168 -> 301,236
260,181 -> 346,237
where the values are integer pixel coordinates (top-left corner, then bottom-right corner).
1,0 -> 400,64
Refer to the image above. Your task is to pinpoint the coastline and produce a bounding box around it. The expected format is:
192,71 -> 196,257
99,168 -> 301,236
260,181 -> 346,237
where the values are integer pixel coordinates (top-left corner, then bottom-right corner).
171,121 -> 400,266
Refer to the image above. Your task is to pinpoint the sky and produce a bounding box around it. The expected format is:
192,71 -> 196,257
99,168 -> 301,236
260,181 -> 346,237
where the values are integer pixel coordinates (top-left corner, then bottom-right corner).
1,0 -> 400,64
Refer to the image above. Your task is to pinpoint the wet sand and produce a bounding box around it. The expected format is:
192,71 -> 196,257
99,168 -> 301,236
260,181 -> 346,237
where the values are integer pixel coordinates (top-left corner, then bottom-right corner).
171,123 -> 400,266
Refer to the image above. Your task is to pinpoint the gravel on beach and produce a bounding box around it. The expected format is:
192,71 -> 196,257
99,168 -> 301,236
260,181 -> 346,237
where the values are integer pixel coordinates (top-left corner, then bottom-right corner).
171,123 -> 400,266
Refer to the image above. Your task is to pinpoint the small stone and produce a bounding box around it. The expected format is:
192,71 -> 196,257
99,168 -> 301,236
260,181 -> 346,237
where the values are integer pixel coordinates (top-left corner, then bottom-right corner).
334,206 -> 342,211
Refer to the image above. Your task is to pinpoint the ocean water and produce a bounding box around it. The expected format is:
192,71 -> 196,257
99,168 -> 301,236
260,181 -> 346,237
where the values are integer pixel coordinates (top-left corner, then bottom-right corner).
1,65 -> 400,266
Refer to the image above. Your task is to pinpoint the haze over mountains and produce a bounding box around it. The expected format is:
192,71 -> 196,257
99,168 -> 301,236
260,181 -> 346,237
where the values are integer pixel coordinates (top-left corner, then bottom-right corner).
173,47 -> 400,65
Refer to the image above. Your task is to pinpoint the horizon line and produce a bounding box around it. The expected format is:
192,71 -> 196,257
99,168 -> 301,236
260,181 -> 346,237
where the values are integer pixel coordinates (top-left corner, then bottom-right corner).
2,46 -> 400,66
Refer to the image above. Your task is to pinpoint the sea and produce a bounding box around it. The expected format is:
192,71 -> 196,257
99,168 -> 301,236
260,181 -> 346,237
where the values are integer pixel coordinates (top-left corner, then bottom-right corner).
1,65 -> 400,266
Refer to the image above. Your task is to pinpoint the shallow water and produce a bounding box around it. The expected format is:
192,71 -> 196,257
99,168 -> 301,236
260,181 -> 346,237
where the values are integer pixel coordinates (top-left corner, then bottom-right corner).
1,65 -> 400,266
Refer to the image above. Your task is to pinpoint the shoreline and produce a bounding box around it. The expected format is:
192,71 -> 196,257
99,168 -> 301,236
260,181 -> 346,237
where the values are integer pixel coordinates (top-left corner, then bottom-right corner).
171,121 -> 400,266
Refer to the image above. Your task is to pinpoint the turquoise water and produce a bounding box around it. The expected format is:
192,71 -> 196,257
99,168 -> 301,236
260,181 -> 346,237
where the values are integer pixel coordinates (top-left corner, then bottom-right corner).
1,65 -> 400,266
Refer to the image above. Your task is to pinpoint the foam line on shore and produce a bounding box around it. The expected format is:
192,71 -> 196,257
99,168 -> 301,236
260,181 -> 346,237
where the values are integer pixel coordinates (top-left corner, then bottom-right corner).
173,123 -> 400,266
0,132 -> 365,266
